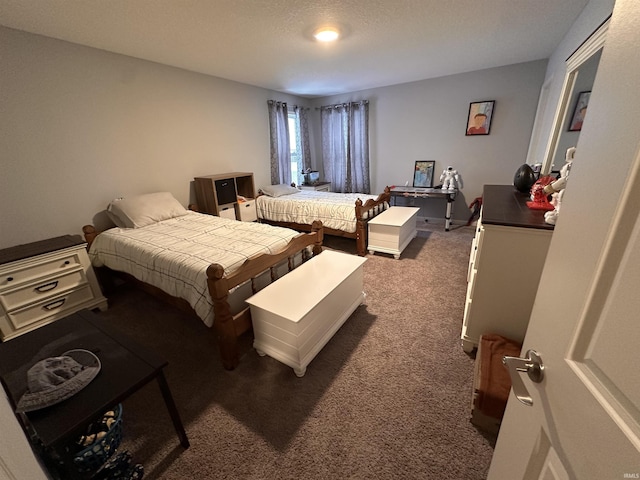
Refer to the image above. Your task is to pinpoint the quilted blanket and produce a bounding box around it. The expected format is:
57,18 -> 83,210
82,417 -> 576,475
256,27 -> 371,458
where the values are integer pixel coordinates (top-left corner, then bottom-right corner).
256,190 -> 383,233
88,211 -> 300,327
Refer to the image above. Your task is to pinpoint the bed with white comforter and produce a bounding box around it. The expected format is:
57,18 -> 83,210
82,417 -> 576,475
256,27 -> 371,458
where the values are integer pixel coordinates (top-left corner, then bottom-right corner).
89,211 -> 300,327
84,191 -> 323,370
256,189 -> 384,233
255,185 -> 391,255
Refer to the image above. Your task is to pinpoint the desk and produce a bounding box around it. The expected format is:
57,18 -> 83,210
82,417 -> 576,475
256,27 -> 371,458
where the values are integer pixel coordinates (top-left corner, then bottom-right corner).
0,309 -> 189,478
389,187 -> 457,231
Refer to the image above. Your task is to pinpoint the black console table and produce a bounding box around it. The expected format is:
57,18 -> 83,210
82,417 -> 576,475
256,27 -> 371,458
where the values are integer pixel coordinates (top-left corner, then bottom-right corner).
0,309 -> 189,478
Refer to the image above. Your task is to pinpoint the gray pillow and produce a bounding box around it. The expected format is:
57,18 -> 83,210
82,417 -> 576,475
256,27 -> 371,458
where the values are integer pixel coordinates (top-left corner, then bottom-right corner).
260,184 -> 300,197
107,192 -> 188,228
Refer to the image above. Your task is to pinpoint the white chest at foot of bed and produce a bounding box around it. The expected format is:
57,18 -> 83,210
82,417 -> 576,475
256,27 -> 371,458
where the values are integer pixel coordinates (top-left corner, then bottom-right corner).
246,250 -> 367,377
367,206 -> 420,259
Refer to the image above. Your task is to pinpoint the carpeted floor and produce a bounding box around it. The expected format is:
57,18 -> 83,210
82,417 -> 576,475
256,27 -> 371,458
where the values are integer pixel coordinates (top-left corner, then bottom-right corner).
97,221 -> 496,479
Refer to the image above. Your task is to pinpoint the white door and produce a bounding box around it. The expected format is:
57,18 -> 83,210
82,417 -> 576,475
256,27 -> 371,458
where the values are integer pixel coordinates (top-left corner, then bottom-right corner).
0,389 -> 48,479
489,2 -> 640,479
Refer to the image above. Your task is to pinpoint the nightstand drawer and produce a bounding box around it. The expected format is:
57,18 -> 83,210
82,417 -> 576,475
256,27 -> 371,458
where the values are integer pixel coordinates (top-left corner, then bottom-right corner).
0,252 -> 82,288
237,199 -> 257,222
7,285 -> 94,331
0,268 -> 87,312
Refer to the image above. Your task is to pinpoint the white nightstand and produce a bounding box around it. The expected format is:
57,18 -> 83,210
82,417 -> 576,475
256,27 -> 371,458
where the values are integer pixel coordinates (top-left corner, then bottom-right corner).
0,235 -> 108,341
299,182 -> 331,192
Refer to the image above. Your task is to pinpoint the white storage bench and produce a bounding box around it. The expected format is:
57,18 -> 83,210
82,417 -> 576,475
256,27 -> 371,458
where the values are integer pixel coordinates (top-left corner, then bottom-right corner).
245,250 -> 367,377
367,206 -> 420,259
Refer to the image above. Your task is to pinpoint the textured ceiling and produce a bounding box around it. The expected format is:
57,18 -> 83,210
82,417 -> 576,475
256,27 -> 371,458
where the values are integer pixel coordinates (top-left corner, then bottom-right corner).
0,0 -> 590,98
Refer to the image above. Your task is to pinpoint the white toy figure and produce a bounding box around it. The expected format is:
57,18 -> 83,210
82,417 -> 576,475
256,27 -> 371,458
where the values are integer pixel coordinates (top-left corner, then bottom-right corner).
543,146 -> 575,225
440,166 -> 460,190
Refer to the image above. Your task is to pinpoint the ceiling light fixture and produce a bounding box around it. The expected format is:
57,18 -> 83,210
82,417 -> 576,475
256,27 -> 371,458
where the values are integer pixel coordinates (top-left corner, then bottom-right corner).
314,27 -> 340,42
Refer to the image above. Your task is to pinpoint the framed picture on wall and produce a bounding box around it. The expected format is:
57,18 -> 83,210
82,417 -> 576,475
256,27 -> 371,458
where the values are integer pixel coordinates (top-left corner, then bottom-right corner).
568,91 -> 590,131
466,100 -> 495,135
413,160 -> 435,188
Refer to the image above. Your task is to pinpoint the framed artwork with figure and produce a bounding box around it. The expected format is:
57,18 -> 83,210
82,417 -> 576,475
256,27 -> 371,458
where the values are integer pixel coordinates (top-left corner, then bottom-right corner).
413,160 -> 435,188
568,91 -> 590,131
466,100 -> 495,135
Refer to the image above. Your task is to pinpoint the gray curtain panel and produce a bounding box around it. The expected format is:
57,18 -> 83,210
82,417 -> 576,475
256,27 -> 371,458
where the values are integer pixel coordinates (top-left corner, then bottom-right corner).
321,101 -> 370,193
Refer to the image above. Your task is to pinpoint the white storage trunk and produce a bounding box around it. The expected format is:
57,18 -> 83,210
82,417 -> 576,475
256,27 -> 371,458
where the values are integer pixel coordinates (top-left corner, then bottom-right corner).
245,250 -> 367,376
367,206 -> 420,259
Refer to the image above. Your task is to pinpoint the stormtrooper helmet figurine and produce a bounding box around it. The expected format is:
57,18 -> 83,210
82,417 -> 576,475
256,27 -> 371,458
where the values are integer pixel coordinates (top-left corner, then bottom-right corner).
543,146 -> 576,225
440,166 -> 460,191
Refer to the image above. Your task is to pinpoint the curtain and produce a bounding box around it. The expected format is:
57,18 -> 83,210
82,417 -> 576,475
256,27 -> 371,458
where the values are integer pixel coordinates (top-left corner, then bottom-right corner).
293,105 -> 312,174
321,101 -> 370,193
267,100 -> 291,185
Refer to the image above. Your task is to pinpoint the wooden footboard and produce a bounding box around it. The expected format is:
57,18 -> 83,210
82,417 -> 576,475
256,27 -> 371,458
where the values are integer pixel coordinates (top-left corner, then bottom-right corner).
207,221 -> 323,369
82,221 -> 324,371
354,186 -> 391,256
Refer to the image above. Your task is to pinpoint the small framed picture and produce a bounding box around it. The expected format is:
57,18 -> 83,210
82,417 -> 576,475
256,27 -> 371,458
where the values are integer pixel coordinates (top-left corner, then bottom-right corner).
466,100 -> 495,136
568,91 -> 590,132
413,160 -> 435,188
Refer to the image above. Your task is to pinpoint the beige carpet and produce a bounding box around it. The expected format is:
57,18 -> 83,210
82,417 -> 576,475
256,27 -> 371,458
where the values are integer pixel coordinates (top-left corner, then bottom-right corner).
97,221 -> 496,479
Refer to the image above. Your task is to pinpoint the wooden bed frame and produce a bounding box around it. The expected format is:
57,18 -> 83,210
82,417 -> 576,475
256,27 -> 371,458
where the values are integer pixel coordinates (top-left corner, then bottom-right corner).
82,221 -> 324,371
259,187 -> 391,256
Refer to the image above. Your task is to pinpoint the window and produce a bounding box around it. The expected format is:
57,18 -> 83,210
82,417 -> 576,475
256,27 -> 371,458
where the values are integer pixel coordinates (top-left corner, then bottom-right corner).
288,111 -> 301,185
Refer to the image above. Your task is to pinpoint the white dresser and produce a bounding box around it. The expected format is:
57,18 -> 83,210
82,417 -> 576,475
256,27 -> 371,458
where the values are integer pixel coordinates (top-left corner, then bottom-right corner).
461,185 -> 554,352
0,235 -> 108,341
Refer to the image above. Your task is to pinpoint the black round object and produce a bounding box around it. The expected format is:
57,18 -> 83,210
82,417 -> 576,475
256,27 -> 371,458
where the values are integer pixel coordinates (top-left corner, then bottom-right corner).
513,164 -> 536,192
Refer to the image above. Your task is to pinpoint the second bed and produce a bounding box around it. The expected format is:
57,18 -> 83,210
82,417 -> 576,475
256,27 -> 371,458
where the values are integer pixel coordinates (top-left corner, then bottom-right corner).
256,185 -> 391,256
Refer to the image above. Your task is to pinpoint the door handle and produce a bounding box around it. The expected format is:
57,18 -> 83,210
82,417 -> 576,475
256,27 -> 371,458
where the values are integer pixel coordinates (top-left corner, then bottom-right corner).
503,350 -> 544,406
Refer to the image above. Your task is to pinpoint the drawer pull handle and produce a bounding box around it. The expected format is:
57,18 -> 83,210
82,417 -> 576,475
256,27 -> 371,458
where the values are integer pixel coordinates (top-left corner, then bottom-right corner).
35,281 -> 59,293
43,298 -> 66,311
64,260 -> 70,265
6,277 -> 13,282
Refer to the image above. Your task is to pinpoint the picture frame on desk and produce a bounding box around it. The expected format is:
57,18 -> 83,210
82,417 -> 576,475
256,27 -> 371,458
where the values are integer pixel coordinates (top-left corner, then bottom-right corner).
413,160 -> 435,188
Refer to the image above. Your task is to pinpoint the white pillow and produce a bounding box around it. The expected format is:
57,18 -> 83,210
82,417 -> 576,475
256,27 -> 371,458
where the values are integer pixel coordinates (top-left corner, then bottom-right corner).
107,192 -> 188,228
260,184 -> 300,197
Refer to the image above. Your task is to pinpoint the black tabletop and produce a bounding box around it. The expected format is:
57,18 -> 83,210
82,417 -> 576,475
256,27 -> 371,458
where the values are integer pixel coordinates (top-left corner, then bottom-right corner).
0,309 -> 167,449
0,235 -> 86,265
481,184 -> 554,230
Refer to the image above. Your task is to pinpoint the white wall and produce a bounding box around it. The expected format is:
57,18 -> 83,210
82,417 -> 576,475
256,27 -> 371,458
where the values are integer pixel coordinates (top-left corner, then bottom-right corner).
2,4 -> 611,248
0,27 -> 307,248
311,60 -> 548,219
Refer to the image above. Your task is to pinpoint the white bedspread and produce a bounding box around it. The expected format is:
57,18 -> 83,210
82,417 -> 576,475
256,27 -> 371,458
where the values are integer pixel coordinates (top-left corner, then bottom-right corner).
255,190 -> 384,233
88,211 -> 300,327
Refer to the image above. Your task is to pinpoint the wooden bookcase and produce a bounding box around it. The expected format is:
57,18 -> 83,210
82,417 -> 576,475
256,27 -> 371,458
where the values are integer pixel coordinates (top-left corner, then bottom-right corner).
194,172 -> 256,220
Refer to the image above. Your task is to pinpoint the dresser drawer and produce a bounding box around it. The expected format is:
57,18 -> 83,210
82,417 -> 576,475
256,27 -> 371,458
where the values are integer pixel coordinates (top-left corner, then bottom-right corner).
6,285 -> 94,331
0,268 -> 87,312
0,252 -> 82,288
